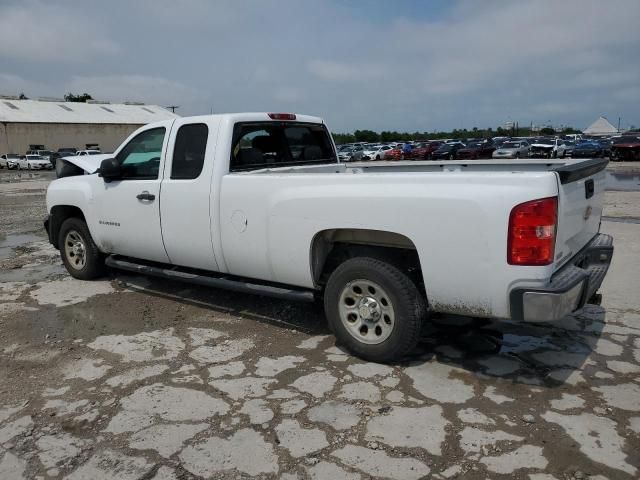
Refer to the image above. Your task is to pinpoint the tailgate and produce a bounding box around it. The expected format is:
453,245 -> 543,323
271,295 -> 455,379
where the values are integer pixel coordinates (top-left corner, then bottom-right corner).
553,159 -> 608,271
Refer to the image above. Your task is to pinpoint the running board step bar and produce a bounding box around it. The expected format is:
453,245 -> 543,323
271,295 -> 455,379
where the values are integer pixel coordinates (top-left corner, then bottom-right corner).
105,255 -> 316,303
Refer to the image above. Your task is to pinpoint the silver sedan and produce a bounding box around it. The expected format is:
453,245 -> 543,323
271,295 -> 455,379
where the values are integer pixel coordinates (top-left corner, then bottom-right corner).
492,141 -> 530,159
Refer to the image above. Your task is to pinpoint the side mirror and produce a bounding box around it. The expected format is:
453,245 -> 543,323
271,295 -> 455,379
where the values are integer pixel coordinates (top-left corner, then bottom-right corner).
98,158 -> 121,181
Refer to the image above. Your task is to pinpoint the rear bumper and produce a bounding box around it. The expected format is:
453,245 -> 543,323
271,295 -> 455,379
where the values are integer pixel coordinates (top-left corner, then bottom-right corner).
510,233 -> 613,322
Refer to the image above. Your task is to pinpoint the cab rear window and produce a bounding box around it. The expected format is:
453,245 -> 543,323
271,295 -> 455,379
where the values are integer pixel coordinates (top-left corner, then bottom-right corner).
231,122 -> 336,171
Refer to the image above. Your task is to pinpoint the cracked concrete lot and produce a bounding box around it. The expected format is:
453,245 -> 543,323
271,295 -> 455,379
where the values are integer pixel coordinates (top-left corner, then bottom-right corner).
1,168 -> 639,479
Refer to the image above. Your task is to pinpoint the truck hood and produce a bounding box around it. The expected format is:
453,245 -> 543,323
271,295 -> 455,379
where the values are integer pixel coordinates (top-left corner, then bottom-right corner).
61,154 -> 110,174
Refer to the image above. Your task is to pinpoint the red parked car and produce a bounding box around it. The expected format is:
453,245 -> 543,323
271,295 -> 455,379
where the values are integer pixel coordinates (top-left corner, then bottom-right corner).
384,147 -> 404,161
455,140 -> 496,160
409,141 -> 443,160
610,136 -> 640,161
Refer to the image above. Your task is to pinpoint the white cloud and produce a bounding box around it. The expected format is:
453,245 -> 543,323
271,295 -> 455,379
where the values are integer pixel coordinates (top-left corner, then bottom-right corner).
308,60 -> 386,82
0,1 -> 118,62
1,0 -> 639,131
65,75 -> 205,107
273,87 -> 302,103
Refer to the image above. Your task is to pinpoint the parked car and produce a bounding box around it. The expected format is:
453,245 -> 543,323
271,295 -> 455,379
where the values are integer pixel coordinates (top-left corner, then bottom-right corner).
431,142 -> 465,160
362,145 -> 393,160
19,154 -> 52,170
0,153 -> 21,169
456,140 -> 496,160
407,142 -> 442,160
45,112 -> 613,362
338,145 -> 364,162
26,149 -> 53,162
572,141 -> 604,159
492,140 -> 530,159
610,136 -> 640,161
529,139 -> 557,158
76,149 -> 102,156
50,148 -> 79,167
598,139 -> 613,158
383,146 -> 404,161
556,141 -> 575,158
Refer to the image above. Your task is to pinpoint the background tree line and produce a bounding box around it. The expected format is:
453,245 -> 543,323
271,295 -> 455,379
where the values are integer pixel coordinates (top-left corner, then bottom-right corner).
332,125 -> 581,144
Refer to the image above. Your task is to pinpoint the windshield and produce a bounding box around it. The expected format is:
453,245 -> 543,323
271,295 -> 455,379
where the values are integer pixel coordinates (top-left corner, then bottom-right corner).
502,142 -> 520,148
534,139 -> 553,145
7,154 -> 20,159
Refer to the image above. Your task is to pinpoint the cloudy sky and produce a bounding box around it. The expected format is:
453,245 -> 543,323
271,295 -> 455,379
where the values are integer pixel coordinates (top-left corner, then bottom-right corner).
1,0 -> 639,132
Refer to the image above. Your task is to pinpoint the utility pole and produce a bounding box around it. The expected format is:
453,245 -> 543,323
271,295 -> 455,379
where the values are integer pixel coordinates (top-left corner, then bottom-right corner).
618,117 -> 621,133
165,105 -> 179,113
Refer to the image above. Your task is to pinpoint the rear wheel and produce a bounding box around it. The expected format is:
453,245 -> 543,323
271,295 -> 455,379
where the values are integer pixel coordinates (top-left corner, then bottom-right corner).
324,257 -> 426,363
58,217 -> 105,280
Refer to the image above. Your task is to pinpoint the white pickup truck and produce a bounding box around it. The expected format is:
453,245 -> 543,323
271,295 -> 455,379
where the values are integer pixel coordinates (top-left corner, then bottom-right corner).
45,113 -> 613,362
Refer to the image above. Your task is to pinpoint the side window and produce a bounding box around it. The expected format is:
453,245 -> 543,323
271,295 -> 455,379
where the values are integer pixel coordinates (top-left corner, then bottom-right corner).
171,123 -> 208,180
116,127 -> 166,180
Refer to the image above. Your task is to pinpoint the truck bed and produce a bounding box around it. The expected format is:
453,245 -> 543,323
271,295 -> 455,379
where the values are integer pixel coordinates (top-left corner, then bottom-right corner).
242,158 -> 605,178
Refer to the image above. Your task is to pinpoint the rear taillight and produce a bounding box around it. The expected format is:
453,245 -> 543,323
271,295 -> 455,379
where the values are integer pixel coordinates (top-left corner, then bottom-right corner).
508,197 -> 557,266
268,113 -> 296,120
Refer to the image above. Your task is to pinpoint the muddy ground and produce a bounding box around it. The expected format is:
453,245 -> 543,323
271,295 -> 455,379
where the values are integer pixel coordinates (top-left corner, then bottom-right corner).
0,166 -> 639,480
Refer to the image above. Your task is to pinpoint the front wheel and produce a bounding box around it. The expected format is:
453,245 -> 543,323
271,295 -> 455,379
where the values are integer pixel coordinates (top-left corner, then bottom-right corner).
58,217 -> 105,280
324,257 -> 426,363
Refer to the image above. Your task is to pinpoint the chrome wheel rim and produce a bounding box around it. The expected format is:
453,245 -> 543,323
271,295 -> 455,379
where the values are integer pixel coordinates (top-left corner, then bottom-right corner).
338,279 -> 395,345
64,230 -> 87,270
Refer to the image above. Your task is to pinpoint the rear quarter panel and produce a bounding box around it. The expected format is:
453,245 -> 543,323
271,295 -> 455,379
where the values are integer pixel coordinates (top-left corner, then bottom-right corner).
219,171 -> 559,318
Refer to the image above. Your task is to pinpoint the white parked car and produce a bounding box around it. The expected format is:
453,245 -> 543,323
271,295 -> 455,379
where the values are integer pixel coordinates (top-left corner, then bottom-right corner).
76,150 -> 102,156
0,154 -> 21,169
19,154 -> 53,170
362,145 -> 393,160
45,112 -> 613,362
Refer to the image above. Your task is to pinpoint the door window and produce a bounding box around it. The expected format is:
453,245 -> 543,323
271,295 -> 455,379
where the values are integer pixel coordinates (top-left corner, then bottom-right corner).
116,127 -> 166,179
171,123 -> 208,179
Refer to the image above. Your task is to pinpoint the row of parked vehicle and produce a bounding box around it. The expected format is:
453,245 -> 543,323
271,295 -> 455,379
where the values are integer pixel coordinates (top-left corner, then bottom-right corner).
0,147 -> 102,170
337,134 -> 640,162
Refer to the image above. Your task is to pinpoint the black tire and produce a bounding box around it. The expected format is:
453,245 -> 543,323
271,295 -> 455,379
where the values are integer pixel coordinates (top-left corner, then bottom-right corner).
515,153 -> 520,159
324,256 -> 426,363
58,217 -> 105,280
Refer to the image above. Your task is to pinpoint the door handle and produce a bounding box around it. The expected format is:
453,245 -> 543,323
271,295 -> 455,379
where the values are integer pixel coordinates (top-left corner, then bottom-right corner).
136,191 -> 155,201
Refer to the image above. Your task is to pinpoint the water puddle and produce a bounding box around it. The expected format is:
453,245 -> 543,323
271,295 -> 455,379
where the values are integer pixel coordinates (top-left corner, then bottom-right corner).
605,172 -> 640,191
0,233 -> 42,259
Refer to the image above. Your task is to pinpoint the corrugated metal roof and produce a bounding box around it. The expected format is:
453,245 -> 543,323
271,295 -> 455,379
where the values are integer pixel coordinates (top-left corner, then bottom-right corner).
0,99 -> 180,124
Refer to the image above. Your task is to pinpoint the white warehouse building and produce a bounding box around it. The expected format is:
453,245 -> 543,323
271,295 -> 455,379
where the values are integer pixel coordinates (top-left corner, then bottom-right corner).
0,98 -> 179,154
